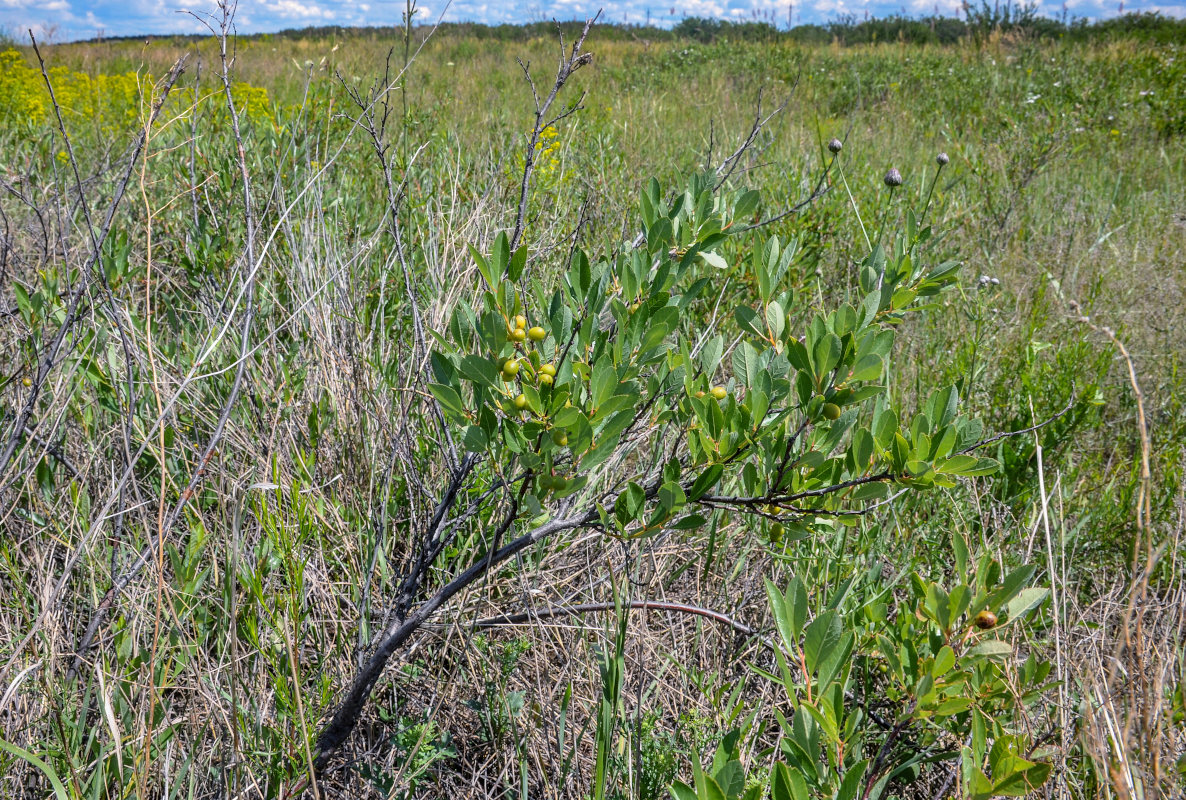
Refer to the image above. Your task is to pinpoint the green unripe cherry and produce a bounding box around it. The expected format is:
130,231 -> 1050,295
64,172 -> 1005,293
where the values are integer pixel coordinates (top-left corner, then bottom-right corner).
527,326 -> 547,341
539,373 -> 553,386
513,394 -> 529,409
710,386 -> 728,400
540,363 -> 557,377
502,359 -> 521,377
510,327 -> 527,342
552,430 -> 568,446
822,402 -> 841,420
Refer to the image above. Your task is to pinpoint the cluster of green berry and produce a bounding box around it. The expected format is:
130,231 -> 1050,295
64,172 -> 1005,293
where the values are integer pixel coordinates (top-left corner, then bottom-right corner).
498,314 -> 559,405
496,313 -> 571,492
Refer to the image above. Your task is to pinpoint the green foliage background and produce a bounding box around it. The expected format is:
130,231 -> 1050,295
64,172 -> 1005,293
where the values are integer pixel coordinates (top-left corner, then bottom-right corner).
0,14 -> 1182,800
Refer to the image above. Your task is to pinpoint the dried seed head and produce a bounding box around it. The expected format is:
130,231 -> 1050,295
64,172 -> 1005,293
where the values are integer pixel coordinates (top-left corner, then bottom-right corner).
883,168 -> 903,188
936,152 -> 950,166
827,137 -> 843,154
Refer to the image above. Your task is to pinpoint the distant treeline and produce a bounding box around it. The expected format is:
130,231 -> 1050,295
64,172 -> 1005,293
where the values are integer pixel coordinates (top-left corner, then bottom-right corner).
49,6 -> 1186,47
669,8 -> 1186,45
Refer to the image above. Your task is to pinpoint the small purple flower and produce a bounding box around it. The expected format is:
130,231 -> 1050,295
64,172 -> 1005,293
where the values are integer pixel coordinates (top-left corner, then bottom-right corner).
827,138 -> 843,154
936,152 -> 950,166
883,168 -> 903,187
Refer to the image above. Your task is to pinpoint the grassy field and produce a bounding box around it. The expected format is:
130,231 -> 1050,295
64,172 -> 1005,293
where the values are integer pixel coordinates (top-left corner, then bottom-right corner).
0,12 -> 1183,800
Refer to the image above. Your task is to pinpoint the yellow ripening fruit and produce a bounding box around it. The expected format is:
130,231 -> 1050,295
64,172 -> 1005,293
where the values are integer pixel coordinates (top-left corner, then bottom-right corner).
540,364 -> 557,377
510,327 -> 527,342
22,377 -> 32,388
552,430 -> 568,446
822,402 -> 841,420
630,301 -> 641,312
502,359 -> 521,377
514,314 -> 527,330
974,610 -> 998,630
539,373 -> 553,386
769,522 -> 784,543
710,386 -> 728,400
693,389 -> 706,399
513,394 -> 529,409
527,326 -> 547,341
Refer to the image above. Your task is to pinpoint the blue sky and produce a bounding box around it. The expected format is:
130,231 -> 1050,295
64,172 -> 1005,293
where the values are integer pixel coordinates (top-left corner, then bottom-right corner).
2,0 -> 1181,43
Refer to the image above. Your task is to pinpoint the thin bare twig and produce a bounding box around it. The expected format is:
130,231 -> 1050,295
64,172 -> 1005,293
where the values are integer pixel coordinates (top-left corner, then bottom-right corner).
71,3 -> 258,676
509,13 -> 599,254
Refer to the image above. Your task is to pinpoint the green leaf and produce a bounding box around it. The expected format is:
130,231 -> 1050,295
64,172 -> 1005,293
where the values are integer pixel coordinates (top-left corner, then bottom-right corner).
699,250 -> 729,270
933,696 -> 974,717
770,762 -> 807,800
942,454 -> 1000,476
766,580 -> 796,652
766,301 -> 785,341
802,610 -> 841,675
468,243 -> 496,290
931,645 -> 956,677
459,355 -> 500,389
847,353 -> 883,383
700,336 -> 724,375
983,565 -> 1036,613
815,630 -> 853,690
658,481 -> 686,515
835,759 -> 869,800
462,425 -> 488,452
735,305 -> 766,338
734,189 -> 760,222
962,746 -> 996,800
1005,587 -> 1049,622
508,243 -> 528,281
732,342 -> 761,389
591,362 -> 617,409
669,513 -> 709,530
812,333 -> 842,382
967,639 -> 1013,658
614,482 -> 647,528
688,464 -> 724,500
993,763 -> 1052,796
492,231 -> 510,275
714,761 -> 745,798
429,383 -> 465,417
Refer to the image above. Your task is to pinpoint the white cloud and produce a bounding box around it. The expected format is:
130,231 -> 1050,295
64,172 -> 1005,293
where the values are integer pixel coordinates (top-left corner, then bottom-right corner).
907,0 -> 962,13
263,0 -> 334,19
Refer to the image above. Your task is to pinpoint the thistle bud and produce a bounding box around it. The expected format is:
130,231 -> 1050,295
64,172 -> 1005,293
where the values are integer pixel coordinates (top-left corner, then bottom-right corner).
936,152 -> 950,166
883,168 -> 903,188
827,138 -> 843,154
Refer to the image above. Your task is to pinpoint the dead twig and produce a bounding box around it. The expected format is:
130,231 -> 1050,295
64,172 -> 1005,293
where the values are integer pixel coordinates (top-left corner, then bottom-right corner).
70,3 -> 257,678
509,13 -> 599,254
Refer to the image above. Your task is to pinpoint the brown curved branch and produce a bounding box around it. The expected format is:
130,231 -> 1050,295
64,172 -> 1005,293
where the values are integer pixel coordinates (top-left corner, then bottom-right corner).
312,509 -> 597,771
